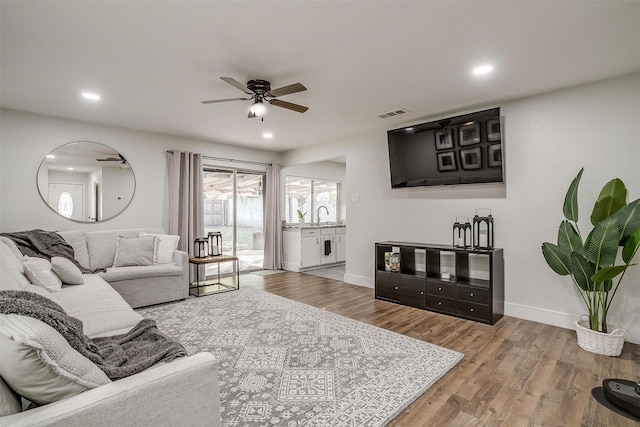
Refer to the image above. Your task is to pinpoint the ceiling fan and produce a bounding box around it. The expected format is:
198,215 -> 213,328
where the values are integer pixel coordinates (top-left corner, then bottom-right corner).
201,77 -> 308,118
96,153 -> 128,165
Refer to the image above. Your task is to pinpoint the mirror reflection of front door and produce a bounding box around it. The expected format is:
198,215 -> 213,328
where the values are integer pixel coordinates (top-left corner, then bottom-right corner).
48,183 -> 84,221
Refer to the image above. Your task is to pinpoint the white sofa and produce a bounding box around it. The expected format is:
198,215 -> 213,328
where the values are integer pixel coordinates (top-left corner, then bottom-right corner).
57,229 -> 189,308
0,237 -> 221,426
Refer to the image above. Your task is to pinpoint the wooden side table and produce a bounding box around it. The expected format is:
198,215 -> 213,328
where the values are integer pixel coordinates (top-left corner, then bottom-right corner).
189,255 -> 240,297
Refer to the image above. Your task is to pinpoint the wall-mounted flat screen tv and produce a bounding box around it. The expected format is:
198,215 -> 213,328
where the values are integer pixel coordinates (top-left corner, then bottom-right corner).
387,108 -> 503,188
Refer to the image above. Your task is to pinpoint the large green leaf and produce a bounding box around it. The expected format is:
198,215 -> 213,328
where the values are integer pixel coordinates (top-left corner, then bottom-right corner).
615,199 -> 640,244
622,227 -> 640,264
563,168 -> 583,222
542,243 -> 571,276
570,253 -> 595,291
583,216 -> 619,267
557,220 -> 582,254
590,179 -> 627,226
592,265 -> 629,282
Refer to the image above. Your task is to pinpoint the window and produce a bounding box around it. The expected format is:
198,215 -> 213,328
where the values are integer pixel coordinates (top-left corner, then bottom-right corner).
285,176 -> 342,224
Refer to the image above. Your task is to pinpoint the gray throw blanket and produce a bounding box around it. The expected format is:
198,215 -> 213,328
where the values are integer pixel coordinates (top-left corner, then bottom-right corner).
0,290 -> 187,380
0,229 -> 99,274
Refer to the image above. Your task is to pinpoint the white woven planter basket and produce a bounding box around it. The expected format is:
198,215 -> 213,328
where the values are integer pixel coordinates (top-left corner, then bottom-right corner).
575,314 -> 626,356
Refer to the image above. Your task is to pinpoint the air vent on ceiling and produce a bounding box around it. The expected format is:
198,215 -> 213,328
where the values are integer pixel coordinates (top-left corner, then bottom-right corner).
377,108 -> 409,119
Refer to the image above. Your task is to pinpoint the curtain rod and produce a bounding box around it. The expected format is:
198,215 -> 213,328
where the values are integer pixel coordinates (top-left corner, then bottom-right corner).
167,151 -> 271,167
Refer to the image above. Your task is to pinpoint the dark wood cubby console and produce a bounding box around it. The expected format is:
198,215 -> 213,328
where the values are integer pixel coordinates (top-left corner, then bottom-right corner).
375,241 -> 504,325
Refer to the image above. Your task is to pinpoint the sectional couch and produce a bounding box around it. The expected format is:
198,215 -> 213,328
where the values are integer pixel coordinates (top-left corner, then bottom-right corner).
57,228 -> 189,308
0,231 -> 221,426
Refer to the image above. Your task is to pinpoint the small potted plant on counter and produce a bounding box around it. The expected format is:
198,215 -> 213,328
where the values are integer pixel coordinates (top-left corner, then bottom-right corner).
297,209 -> 307,227
541,168 -> 640,356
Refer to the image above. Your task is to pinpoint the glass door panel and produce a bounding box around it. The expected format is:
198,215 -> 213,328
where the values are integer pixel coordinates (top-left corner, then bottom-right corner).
203,169 -> 265,275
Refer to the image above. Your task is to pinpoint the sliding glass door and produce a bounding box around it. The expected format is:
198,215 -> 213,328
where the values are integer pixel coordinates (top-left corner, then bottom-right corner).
203,168 -> 265,274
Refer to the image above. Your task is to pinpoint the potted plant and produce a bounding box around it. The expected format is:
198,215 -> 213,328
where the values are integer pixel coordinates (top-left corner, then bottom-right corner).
296,209 -> 307,227
541,168 -> 640,356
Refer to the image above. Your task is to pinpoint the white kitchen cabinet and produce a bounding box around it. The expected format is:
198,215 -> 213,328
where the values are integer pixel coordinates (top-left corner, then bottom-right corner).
283,226 -> 346,271
336,228 -> 346,262
321,228 -> 337,265
301,233 -> 322,268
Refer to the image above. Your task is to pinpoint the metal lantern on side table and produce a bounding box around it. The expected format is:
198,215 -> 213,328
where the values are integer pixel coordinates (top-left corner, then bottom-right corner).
472,209 -> 494,250
208,232 -> 222,256
194,237 -> 209,258
452,216 -> 472,248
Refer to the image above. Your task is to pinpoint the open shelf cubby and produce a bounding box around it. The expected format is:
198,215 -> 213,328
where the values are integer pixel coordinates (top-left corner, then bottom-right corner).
374,241 -> 504,325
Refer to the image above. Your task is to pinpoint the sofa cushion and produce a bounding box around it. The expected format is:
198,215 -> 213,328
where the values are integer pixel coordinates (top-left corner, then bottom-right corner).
113,235 -> 157,267
0,241 -> 31,291
57,230 -> 90,269
23,257 -> 62,293
0,314 -> 111,406
85,229 -> 164,270
99,264 -> 183,283
0,376 -> 21,416
0,236 -> 24,260
139,232 -> 180,264
47,275 -> 143,338
51,256 -> 84,285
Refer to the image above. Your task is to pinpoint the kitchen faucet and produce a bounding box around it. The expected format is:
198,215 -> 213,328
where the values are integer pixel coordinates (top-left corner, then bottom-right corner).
316,205 -> 329,224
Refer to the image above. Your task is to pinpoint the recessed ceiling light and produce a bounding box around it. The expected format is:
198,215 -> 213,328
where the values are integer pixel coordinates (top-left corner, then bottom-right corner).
67,167 -> 74,171
262,132 -> 274,139
81,92 -> 101,101
473,65 -> 494,75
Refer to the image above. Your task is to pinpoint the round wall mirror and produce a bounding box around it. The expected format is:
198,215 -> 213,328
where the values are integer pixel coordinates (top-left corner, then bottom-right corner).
37,141 -> 135,222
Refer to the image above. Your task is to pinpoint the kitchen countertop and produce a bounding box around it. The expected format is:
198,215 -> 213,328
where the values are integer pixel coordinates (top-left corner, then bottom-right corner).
283,224 -> 346,230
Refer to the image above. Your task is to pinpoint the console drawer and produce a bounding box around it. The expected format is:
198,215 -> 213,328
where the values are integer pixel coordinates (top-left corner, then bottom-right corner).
456,285 -> 489,305
426,281 -> 456,298
456,300 -> 489,322
425,296 -> 455,314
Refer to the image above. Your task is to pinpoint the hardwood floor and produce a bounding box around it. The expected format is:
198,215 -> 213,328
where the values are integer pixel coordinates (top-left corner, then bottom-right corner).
240,271 -> 640,426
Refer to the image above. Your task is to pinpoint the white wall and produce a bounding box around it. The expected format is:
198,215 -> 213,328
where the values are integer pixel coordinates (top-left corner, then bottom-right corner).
282,72 -> 640,343
0,109 -> 280,233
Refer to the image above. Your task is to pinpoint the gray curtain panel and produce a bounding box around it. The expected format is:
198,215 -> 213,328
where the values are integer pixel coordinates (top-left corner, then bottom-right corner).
263,163 -> 283,269
167,151 -> 204,280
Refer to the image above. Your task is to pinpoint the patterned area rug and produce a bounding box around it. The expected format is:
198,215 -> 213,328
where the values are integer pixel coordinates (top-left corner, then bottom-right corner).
138,288 -> 463,426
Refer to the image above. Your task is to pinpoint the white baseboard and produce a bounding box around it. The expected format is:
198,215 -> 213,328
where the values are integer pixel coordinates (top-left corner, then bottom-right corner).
505,302 -> 639,345
282,262 -> 300,272
344,274 -> 374,288
504,302 -> 576,331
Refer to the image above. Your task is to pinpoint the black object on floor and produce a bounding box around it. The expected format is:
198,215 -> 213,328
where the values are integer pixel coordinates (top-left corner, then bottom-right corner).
592,379 -> 640,422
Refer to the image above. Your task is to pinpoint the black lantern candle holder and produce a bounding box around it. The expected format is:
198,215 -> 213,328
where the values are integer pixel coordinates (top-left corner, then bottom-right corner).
473,209 -> 494,250
207,232 -> 222,256
194,237 -> 209,258
452,216 -> 472,248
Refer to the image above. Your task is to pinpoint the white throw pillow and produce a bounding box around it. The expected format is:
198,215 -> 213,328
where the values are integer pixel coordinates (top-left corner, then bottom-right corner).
0,314 -> 111,406
51,256 -> 84,285
112,235 -> 157,267
0,242 -> 31,291
139,232 -> 180,264
22,257 -> 62,293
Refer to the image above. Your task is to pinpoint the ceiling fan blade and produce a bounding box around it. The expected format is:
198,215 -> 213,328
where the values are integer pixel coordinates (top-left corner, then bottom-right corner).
201,97 -> 252,104
220,77 -> 253,94
269,99 -> 309,113
267,83 -> 307,97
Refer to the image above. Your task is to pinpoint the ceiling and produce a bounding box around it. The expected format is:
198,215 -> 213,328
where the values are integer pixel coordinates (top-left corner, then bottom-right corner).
1,1 -> 639,152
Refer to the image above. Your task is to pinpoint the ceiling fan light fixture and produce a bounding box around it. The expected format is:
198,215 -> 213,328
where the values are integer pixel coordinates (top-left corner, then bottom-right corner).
249,100 -> 267,117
